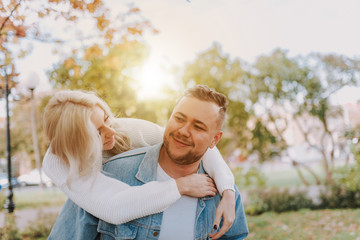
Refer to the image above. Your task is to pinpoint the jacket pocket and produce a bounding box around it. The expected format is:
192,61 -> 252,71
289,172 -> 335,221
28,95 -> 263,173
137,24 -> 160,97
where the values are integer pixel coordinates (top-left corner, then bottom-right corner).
98,220 -> 138,240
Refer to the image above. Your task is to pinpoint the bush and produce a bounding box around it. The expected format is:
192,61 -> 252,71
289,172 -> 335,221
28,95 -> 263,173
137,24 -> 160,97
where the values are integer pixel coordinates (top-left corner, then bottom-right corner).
233,166 -> 266,190
245,187 -> 314,215
0,192 -> 6,208
332,158 -> 360,192
0,214 -> 21,240
21,210 -> 58,239
317,183 -> 360,209
316,146 -> 360,209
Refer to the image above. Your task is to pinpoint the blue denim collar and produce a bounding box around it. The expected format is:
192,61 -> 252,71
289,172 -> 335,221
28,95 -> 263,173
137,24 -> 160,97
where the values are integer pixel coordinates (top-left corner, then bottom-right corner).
135,143 -> 162,183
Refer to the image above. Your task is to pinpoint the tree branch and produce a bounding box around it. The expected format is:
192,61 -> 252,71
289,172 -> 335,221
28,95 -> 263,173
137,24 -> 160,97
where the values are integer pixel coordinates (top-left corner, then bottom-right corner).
0,1 -> 22,37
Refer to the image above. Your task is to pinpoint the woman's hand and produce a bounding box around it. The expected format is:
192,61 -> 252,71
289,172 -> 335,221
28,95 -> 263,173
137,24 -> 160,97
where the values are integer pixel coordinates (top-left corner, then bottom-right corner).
175,173 -> 217,198
209,189 -> 235,239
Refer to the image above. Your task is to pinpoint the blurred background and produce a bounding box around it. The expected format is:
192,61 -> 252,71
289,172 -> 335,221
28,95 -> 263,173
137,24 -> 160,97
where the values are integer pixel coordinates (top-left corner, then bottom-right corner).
1,0 -> 360,239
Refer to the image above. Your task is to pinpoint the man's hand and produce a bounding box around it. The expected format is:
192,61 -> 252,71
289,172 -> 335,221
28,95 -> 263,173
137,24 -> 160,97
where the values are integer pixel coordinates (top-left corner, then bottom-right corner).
209,189 -> 235,239
176,173 -> 218,198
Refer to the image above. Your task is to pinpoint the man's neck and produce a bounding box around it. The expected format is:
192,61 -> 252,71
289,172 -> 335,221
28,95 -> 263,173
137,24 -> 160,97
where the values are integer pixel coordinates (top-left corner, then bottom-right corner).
158,146 -> 201,179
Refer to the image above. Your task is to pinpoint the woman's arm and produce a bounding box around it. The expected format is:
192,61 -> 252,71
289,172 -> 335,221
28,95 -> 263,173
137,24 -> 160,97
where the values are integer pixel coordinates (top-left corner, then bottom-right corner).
43,149 -> 180,224
43,149 -> 216,224
113,118 -> 164,149
202,147 -> 235,195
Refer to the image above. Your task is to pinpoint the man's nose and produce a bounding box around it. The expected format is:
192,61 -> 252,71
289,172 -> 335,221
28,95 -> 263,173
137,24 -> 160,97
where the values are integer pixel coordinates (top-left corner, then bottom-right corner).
178,123 -> 191,137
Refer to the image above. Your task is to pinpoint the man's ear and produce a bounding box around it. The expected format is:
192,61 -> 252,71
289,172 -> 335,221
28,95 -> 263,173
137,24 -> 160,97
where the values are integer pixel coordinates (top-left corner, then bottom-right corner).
209,131 -> 223,149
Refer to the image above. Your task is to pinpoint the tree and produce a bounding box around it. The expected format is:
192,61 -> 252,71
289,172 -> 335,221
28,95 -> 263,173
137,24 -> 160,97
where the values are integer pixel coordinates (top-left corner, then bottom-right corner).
49,40 -> 148,117
0,0 -> 156,166
250,49 -> 360,185
180,43 -> 251,157
181,43 -> 360,186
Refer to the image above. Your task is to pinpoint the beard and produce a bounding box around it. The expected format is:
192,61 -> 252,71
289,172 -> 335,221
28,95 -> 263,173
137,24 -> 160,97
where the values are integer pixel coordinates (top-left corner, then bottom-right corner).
163,132 -> 205,165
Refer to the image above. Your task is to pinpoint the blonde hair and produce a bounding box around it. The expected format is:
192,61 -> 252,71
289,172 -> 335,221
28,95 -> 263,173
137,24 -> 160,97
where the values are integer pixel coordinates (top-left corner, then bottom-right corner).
43,90 -> 130,186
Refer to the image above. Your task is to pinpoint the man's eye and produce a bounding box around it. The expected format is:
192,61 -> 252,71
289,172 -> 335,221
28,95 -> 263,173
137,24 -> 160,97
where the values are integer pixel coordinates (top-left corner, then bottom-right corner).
175,116 -> 184,122
194,125 -> 204,131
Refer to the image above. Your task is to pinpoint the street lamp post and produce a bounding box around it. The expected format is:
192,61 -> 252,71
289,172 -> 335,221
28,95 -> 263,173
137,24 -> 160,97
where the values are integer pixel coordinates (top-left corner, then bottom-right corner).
25,72 -> 44,189
3,72 -> 15,213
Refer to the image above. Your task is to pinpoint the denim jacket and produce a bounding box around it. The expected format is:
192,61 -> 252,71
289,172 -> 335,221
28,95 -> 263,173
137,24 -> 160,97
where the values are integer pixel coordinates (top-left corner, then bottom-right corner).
49,144 -> 249,240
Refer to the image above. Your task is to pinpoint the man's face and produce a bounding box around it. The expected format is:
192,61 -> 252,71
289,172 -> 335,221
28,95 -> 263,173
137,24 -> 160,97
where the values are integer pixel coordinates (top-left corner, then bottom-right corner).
163,96 -> 223,165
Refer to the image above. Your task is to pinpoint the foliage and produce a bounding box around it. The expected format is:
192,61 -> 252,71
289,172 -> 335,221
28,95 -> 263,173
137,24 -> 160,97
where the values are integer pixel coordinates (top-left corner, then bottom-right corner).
315,142 -> 360,209
0,96 -> 46,171
1,0 -> 157,162
14,188 -> 66,209
332,160 -> 360,192
0,213 -> 21,240
21,211 -> 58,239
0,191 -> 6,207
0,208 -> 57,240
248,49 -> 360,185
317,183 -> 360,210
49,40 -> 149,117
245,187 -> 314,215
179,44 -> 360,186
0,0 -> 155,73
181,43 -> 251,156
233,166 -> 266,190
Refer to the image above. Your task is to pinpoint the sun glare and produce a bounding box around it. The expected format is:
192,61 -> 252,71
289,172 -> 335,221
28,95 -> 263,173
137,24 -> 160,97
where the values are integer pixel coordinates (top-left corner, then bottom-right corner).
137,61 -> 171,100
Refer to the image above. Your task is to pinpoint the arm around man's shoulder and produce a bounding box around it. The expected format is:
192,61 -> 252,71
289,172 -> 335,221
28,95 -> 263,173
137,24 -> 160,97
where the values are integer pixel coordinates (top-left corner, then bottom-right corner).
220,186 -> 249,239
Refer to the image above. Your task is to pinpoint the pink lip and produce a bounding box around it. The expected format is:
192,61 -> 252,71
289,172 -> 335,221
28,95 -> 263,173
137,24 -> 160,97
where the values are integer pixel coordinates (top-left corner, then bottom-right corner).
104,138 -> 114,146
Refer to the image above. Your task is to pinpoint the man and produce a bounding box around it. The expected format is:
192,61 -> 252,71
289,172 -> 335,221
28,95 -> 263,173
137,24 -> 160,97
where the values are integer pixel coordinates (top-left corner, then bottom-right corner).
49,85 -> 248,239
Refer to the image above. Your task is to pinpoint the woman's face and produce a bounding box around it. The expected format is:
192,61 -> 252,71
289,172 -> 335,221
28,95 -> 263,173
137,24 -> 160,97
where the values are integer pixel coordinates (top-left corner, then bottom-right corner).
90,106 -> 115,150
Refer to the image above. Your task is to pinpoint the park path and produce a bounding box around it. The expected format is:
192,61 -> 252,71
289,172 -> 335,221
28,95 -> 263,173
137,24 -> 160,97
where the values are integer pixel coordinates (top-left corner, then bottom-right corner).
0,206 -> 62,231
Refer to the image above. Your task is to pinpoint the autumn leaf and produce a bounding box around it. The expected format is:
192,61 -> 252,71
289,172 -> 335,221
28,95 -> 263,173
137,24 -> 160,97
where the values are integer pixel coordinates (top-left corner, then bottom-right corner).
96,13 -> 110,31
64,57 -> 75,69
84,44 -> 103,60
73,65 -> 81,77
38,11 -> 45,18
15,25 -> 27,37
86,3 -> 96,13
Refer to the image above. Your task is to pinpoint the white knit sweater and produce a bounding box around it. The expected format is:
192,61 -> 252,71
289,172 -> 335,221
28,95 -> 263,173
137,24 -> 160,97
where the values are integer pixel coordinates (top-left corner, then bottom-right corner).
42,118 -> 234,225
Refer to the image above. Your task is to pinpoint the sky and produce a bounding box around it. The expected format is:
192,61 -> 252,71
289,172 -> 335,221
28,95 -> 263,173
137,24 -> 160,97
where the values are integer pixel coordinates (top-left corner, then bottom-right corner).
12,0 -> 360,102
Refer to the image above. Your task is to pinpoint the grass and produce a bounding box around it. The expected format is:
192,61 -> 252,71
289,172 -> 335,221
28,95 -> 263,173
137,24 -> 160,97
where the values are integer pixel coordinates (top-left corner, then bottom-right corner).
14,188 -> 66,210
2,187 -> 360,239
0,187 -> 66,211
262,164 -> 326,188
247,208 -> 360,240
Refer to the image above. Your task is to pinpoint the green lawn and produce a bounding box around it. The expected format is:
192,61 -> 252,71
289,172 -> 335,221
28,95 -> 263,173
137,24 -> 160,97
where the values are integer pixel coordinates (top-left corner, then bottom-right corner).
263,164 -> 325,188
247,208 -> 360,240
0,187 -> 66,211
2,188 -> 360,240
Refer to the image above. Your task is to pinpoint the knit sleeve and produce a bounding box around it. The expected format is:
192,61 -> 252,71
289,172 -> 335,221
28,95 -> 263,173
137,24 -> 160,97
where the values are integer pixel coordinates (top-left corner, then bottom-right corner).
202,147 -> 235,195
42,149 -> 181,224
114,118 -> 164,148
117,118 -> 235,194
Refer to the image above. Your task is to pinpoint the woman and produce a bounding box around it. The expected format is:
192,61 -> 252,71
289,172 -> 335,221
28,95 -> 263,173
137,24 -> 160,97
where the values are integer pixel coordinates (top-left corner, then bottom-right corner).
42,90 -> 235,234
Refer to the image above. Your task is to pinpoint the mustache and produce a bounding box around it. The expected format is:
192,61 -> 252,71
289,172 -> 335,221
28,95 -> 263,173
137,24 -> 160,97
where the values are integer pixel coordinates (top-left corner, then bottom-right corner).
170,132 -> 194,146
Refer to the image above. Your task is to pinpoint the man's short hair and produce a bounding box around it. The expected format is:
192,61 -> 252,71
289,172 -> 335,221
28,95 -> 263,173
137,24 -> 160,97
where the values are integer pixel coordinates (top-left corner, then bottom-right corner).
182,85 -> 227,128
